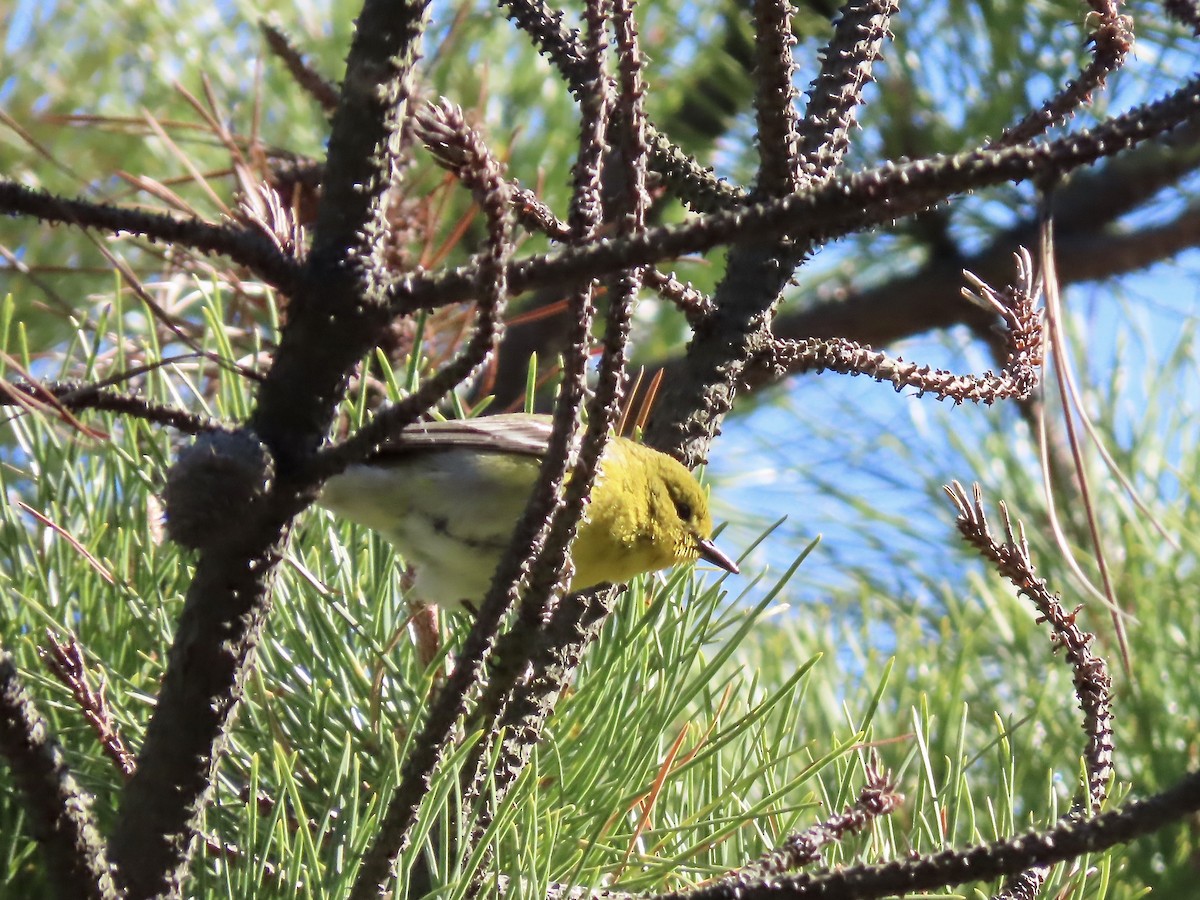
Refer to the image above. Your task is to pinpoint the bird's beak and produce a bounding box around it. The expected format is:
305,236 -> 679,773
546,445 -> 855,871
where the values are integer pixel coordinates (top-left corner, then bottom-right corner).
696,537 -> 739,575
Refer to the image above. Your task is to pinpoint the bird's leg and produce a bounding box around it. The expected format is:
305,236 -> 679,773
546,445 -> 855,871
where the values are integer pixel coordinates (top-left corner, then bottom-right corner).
408,598 -> 443,673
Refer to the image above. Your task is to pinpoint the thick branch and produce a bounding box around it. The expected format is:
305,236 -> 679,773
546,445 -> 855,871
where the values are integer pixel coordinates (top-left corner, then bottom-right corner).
653,768 -> 1200,899
796,0 -> 897,180
990,0 -> 1133,148
499,0 -> 745,212
1,380 -> 217,435
0,648 -> 117,900
389,76 -> 1200,319
252,0 -> 433,468
0,180 -> 300,292
752,0 -> 804,195
110,1 -> 434,896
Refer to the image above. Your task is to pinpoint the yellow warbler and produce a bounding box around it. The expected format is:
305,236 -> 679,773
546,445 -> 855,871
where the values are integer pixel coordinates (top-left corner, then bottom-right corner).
319,413 -> 738,607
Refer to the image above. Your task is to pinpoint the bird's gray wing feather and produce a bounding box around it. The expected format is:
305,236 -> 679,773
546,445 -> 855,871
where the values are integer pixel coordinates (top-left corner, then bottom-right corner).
368,414 -> 557,460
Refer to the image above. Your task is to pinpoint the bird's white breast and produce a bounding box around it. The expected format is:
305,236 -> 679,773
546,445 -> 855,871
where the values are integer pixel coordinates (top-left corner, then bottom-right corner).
319,449 -> 541,606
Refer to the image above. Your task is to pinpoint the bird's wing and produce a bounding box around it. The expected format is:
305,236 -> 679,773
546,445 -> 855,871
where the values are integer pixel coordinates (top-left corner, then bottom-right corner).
369,414 -> 556,460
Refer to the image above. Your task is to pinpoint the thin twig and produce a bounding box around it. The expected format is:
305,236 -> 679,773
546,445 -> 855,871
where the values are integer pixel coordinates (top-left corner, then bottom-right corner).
724,761 -> 902,883
946,482 -> 1115,900
765,251 -> 1042,404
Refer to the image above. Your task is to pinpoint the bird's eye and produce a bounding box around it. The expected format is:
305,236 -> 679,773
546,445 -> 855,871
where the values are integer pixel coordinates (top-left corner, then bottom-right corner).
674,499 -> 693,521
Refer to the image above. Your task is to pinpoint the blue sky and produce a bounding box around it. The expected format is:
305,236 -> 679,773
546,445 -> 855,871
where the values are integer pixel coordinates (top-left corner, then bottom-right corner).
706,252 -> 1200,617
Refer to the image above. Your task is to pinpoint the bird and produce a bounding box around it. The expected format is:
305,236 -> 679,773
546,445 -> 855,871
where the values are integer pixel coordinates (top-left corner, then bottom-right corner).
318,413 -> 738,608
